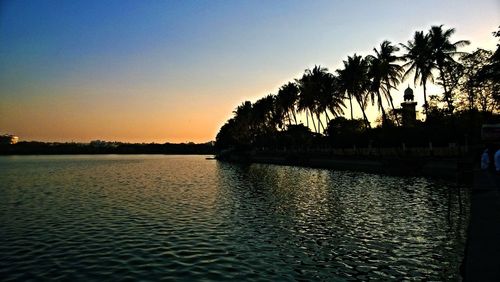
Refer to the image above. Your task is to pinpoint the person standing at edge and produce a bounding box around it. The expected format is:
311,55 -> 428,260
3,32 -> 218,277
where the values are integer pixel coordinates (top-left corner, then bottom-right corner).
495,148 -> 500,175
481,148 -> 490,170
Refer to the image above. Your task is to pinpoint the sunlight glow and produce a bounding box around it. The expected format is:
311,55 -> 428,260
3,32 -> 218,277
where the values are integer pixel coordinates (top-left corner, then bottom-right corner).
0,0 -> 498,142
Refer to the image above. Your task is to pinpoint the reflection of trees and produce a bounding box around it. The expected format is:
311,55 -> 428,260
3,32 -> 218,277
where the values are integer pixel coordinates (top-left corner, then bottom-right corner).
214,163 -> 469,280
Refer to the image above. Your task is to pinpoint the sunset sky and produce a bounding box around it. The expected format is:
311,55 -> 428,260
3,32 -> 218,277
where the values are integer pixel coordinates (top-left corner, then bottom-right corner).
0,0 -> 498,143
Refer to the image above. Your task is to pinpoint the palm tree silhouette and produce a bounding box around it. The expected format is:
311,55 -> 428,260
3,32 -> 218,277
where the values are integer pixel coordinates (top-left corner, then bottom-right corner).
366,55 -> 388,125
401,31 -> 435,118
429,25 -> 470,113
337,54 -> 371,128
313,74 -> 330,133
296,65 -> 329,133
252,95 -> 276,135
232,101 -> 254,143
234,101 -> 252,119
276,82 -> 299,125
319,73 -> 345,124
296,72 -> 314,132
270,99 -> 284,130
367,40 -> 404,126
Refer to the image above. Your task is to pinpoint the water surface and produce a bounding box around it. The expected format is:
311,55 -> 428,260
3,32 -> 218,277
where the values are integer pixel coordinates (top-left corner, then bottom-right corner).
0,155 -> 469,281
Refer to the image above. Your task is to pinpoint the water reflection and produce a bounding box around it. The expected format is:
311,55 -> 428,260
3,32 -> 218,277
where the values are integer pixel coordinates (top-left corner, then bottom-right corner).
215,162 -> 469,280
0,156 -> 468,281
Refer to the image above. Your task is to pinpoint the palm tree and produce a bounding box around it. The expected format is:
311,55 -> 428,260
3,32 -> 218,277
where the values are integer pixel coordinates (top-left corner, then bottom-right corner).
270,94 -> 286,130
296,65 -> 329,133
232,101 -> 254,144
401,31 -> 435,117
337,54 -> 371,128
367,40 -> 404,126
314,76 -> 331,133
320,74 -> 345,123
252,95 -> 276,134
296,72 -> 314,131
366,56 -> 388,124
276,82 -> 299,125
233,101 -> 253,127
429,25 -> 470,113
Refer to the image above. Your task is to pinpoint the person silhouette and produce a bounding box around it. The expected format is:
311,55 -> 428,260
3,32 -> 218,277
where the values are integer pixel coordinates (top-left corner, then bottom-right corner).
481,148 -> 490,170
494,148 -> 500,175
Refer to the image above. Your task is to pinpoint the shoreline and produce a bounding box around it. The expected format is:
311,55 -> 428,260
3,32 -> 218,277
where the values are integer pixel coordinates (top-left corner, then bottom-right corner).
216,150 -> 474,182
0,143 -> 215,155
0,152 -> 213,156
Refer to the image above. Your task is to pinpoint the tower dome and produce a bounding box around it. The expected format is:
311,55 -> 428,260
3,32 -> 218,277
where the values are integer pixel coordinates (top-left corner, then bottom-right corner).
404,85 -> 414,101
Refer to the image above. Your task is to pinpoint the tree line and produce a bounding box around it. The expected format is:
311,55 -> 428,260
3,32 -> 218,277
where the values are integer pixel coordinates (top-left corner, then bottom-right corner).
0,141 -> 215,155
216,25 -> 500,150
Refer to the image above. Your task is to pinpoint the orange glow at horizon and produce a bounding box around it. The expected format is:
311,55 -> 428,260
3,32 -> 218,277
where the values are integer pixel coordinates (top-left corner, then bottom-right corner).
0,85 -> 264,143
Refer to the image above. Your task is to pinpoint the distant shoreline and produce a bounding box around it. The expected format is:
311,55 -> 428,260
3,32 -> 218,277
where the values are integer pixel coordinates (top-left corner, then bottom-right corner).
0,142 -> 215,155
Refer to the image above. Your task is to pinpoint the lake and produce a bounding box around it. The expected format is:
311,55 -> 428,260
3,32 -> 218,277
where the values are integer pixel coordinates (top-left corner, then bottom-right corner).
0,155 -> 469,281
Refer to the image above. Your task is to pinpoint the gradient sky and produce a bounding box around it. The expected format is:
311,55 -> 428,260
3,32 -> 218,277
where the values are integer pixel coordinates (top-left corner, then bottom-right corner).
0,0 -> 498,143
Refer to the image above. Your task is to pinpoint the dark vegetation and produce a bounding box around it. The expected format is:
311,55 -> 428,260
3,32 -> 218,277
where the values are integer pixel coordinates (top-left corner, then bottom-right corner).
216,25 -> 500,152
0,141 -> 215,155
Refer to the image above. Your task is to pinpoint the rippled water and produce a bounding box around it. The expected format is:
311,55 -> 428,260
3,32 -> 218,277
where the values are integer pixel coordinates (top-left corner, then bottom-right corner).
0,155 -> 469,281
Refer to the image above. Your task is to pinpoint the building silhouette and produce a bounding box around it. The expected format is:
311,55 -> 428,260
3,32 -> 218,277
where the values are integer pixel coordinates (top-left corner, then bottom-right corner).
400,86 -> 418,127
0,134 -> 19,144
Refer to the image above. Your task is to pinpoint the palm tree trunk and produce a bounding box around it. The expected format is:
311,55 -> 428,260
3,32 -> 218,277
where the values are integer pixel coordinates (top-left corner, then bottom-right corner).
317,113 -> 325,133
384,89 -> 400,126
361,110 -> 371,128
423,81 -> 428,119
286,112 -> 292,126
377,90 -> 387,126
291,110 -> 298,125
439,69 -> 453,113
349,93 -> 354,120
310,109 -> 317,133
356,97 -> 371,129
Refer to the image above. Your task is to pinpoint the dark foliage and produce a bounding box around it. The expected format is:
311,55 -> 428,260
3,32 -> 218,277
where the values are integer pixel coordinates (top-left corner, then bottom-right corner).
215,25 -> 499,152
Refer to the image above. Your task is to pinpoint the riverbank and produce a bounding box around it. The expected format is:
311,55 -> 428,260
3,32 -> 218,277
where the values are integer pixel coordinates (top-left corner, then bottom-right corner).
216,149 -> 474,181
0,142 -> 215,155
464,170 -> 500,281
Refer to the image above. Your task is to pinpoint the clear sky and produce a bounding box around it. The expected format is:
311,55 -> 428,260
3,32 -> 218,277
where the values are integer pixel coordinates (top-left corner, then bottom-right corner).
0,0 -> 498,143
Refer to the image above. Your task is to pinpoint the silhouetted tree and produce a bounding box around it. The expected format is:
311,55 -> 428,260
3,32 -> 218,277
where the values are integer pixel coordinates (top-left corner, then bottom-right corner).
337,54 -> 371,128
325,116 -> 366,147
232,101 -> 254,144
367,40 -> 404,126
252,95 -> 277,135
276,82 -> 299,125
214,24 -> 500,152
477,26 -> 500,111
429,25 -> 470,113
296,65 -> 330,133
458,49 -> 492,110
321,74 -> 345,123
401,31 -> 435,118
216,118 -> 239,148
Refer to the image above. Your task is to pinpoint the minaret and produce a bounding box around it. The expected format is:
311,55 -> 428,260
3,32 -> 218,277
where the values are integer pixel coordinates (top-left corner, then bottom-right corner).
401,85 -> 417,127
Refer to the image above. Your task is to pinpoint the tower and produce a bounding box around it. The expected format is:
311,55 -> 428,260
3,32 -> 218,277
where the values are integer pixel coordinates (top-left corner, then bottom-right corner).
401,86 -> 417,127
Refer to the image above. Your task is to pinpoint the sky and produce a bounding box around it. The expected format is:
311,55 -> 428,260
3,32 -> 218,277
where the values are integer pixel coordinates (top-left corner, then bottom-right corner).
0,0 -> 498,143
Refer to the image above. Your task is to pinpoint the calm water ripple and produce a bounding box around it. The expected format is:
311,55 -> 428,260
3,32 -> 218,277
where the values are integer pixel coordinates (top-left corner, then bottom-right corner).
0,155 -> 469,281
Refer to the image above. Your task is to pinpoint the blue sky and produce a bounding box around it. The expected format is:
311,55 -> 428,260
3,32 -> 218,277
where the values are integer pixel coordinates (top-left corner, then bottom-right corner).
0,0 -> 498,142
